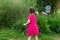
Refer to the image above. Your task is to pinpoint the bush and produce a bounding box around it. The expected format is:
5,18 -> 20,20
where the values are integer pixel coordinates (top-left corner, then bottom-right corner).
0,0 -> 36,28
48,14 -> 60,33
36,14 -> 60,33
11,17 -> 27,33
36,15 -> 51,33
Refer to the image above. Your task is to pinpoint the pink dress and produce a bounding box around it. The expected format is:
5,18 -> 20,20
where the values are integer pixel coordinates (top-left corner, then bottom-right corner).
26,13 -> 39,35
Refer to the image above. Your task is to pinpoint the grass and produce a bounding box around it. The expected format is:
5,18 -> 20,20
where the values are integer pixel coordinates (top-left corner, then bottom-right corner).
0,28 -> 60,40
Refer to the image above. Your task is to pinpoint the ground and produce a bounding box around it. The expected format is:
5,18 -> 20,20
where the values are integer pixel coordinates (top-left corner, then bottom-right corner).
9,35 -> 60,40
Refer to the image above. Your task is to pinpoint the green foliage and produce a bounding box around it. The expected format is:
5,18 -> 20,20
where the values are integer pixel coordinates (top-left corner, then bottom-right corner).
11,17 -> 27,33
36,14 -> 60,33
36,0 -> 43,12
36,0 -> 57,14
0,0 -> 36,28
38,33 -> 54,40
0,0 -> 60,40
0,0 -> 60,34
0,0 -> 21,28
48,14 -> 60,33
36,15 -> 51,33
0,28 -> 60,40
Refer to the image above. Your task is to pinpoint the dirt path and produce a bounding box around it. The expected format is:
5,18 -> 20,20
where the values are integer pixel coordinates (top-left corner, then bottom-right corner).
54,34 -> 60,40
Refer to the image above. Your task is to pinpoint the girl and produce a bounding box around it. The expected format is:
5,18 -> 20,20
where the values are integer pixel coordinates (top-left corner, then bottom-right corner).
23,7 -> 39,40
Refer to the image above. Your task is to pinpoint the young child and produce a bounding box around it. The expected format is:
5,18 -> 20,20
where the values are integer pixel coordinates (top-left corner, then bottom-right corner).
23,7 -> 39,40
42,4 -> 51,15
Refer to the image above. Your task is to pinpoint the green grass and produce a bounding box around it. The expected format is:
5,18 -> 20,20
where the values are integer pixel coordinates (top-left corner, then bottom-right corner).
0,28 -> 60,40
57,8 -> 60,14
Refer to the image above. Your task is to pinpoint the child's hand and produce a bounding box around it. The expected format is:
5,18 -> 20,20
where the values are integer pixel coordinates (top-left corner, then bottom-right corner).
23,23 -> 26,26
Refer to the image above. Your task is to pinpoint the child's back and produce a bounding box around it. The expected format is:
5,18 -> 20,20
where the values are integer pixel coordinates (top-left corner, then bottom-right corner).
26,13 -> 39,35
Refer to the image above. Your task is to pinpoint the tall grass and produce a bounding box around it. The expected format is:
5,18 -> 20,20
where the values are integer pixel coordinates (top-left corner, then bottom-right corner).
0,0 -> 36,28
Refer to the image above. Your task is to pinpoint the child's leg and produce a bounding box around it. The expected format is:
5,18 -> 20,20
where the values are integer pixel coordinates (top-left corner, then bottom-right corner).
28,35 -> 32,40
35,35 -> 38,40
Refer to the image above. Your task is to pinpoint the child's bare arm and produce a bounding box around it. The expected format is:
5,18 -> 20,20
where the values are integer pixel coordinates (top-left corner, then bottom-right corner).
23,19 -> 30,26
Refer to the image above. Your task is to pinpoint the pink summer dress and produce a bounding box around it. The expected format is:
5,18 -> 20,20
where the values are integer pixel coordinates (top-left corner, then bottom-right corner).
26,13 -> 39,35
